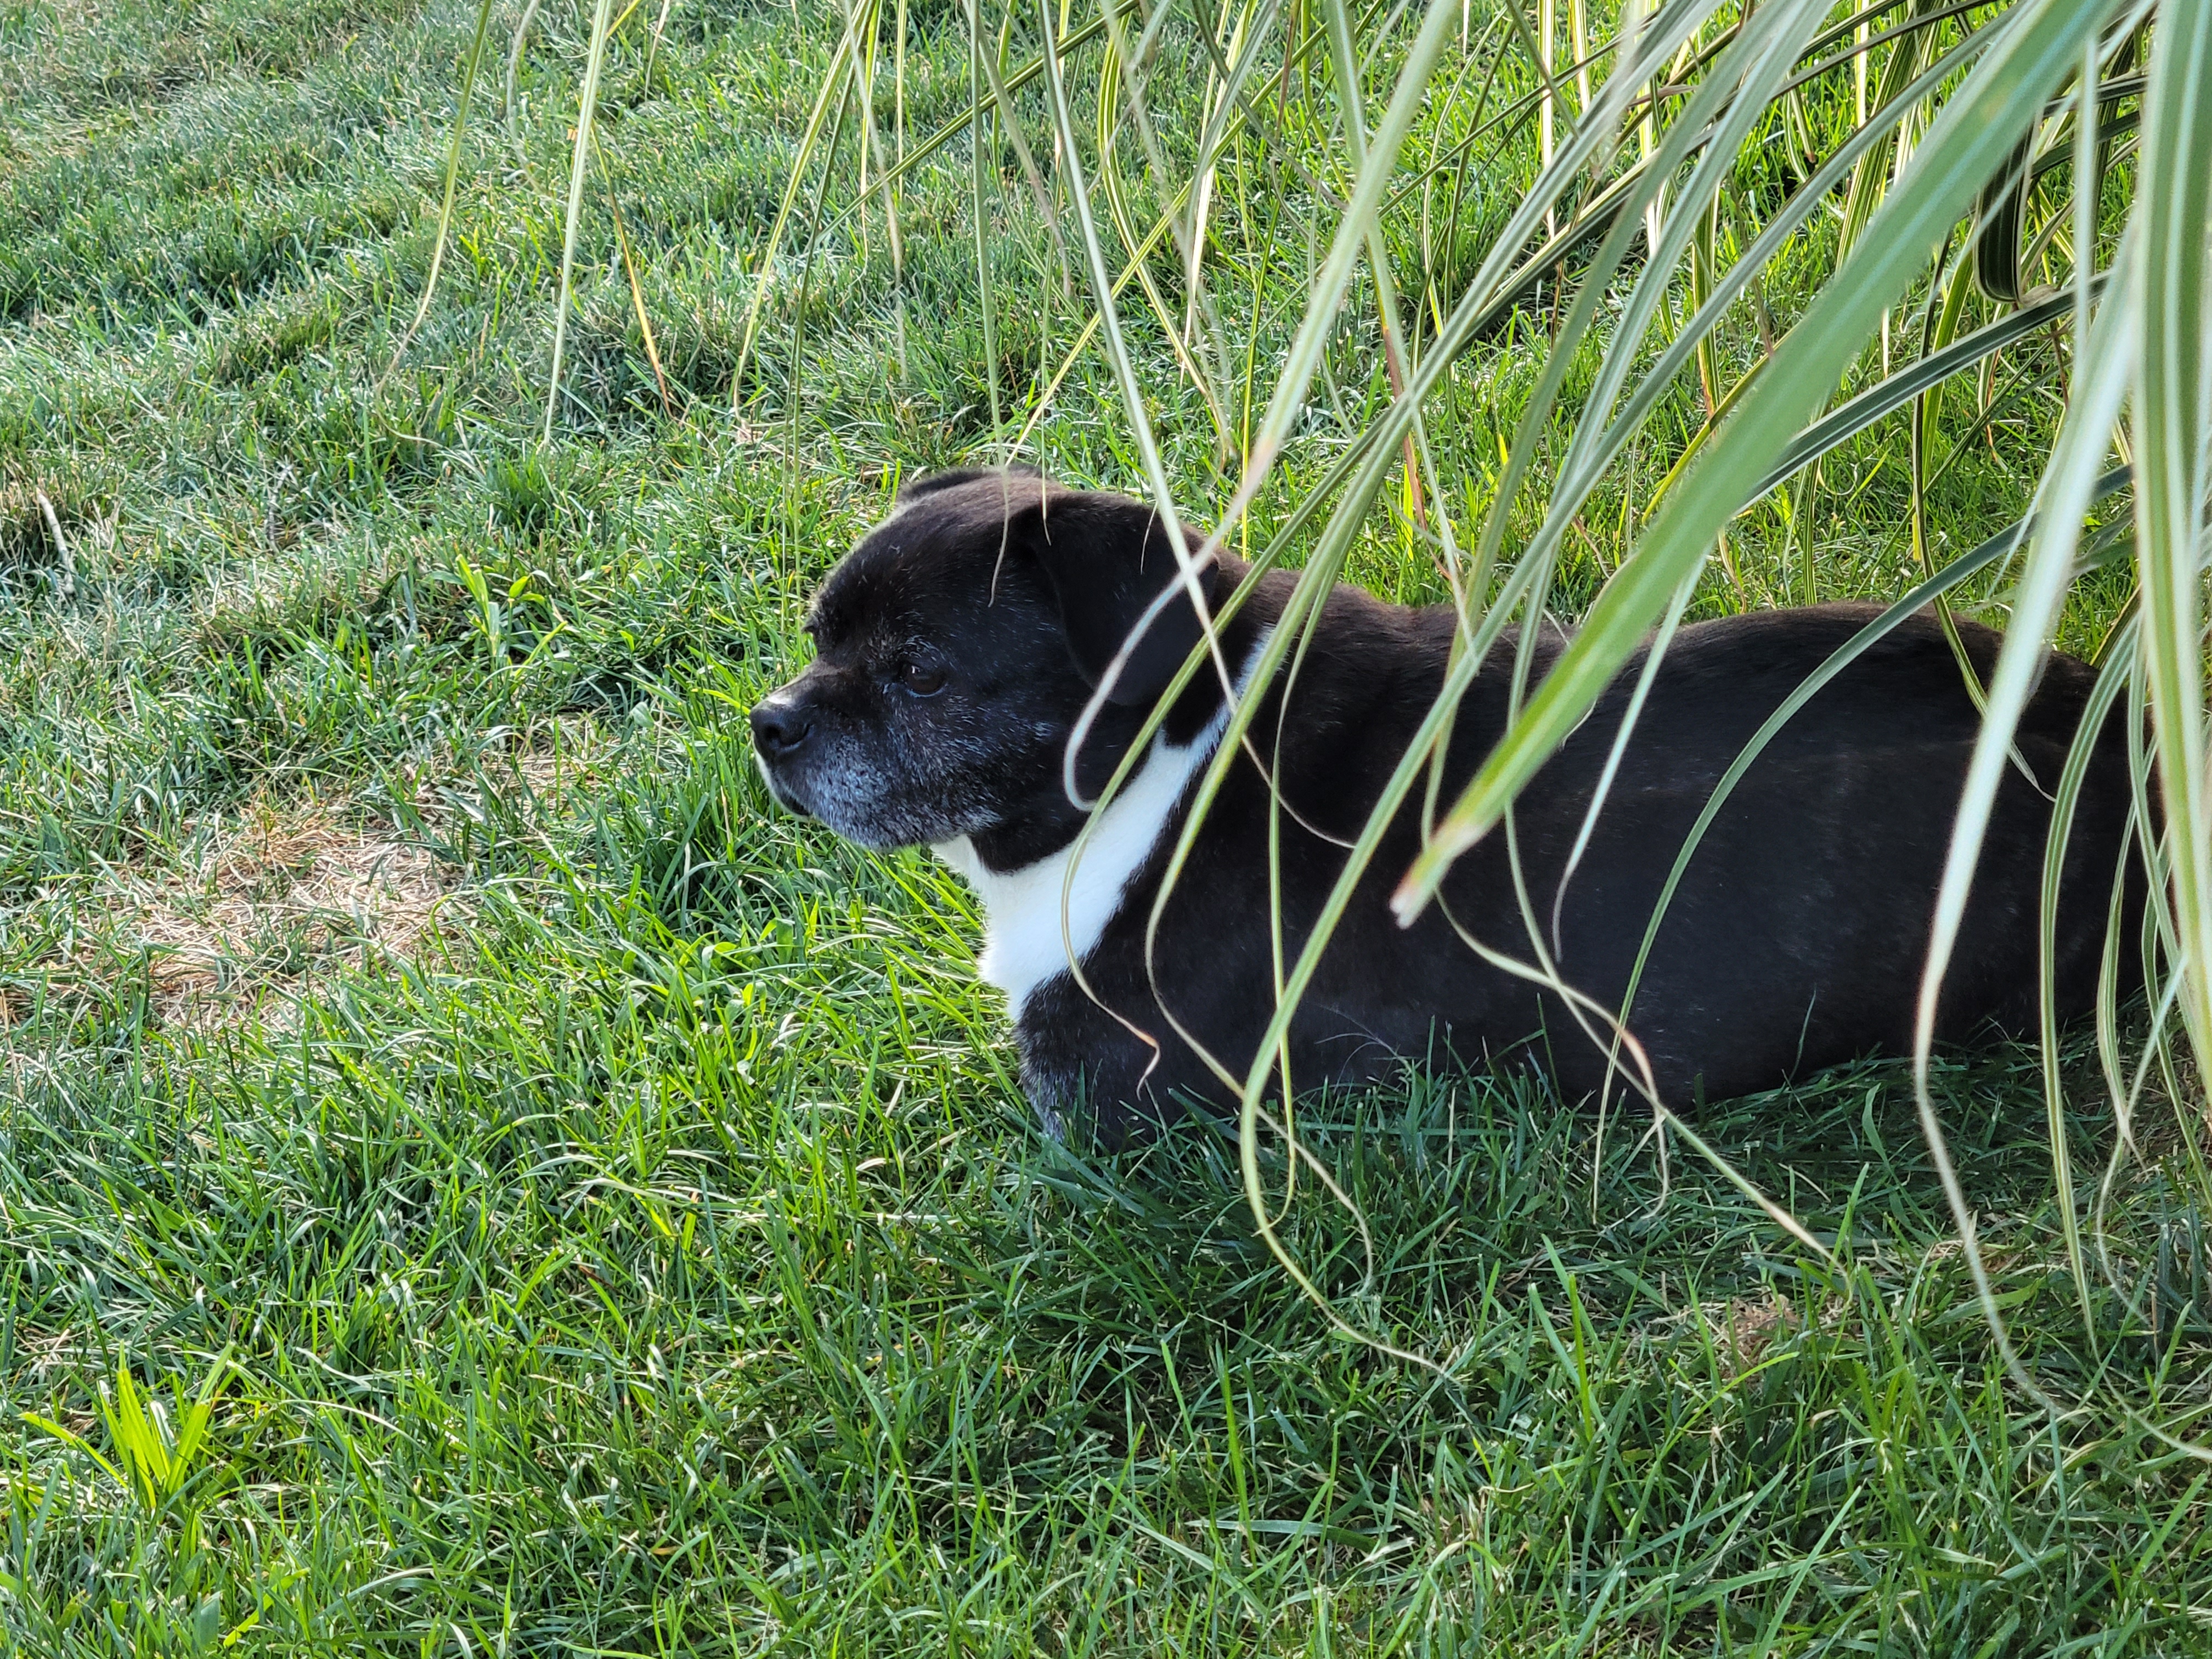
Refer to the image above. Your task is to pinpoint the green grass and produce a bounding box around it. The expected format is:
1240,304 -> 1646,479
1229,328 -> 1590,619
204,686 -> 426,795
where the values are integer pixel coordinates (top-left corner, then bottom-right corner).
1,0 -> 2208,1652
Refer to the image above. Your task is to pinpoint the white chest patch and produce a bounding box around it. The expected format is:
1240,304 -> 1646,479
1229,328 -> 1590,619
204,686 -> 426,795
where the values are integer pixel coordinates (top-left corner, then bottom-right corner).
933,631 -> 1272,1015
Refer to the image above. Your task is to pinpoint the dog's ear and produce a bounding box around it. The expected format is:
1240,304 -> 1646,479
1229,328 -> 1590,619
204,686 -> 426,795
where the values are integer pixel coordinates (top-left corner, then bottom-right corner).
1025,491 -> 1220,708
896,463 -> 1043,506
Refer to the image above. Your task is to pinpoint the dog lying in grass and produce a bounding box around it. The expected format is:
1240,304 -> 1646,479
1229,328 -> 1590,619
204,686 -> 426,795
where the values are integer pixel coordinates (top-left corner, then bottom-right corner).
752,469 -> 2137,1147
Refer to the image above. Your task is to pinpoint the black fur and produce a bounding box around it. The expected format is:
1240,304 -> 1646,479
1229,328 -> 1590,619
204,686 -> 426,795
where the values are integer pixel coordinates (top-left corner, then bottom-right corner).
754,471 -> 2139,1148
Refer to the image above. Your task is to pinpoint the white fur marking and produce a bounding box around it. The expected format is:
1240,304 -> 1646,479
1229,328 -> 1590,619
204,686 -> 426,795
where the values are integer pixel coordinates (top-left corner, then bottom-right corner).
934,629 -> 1274,1014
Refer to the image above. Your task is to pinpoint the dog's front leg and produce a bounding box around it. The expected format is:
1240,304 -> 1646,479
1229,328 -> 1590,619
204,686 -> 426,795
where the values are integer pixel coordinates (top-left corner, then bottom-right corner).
1013,972 -> 1215,1150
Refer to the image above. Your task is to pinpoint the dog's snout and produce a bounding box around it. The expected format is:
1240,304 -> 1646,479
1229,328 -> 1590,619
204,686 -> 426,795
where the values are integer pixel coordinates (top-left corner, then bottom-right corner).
750,695 -> 812,757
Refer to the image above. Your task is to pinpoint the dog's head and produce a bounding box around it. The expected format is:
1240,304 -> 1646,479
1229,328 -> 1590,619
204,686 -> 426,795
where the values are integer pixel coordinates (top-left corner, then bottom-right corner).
749,469 -> 1223,850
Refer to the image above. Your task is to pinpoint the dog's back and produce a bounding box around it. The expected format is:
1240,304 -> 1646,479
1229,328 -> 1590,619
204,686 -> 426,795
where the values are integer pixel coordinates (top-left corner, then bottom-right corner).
1043,590 -> 2137,1134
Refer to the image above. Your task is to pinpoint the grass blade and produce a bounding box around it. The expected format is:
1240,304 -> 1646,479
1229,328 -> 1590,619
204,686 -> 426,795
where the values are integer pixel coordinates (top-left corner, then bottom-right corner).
542,0 -> 619,447
1395,0 -> 2116,924
383,0 -> 499,384
729,19 -> 859,409
2131,0 -> 2212,1074
1907,221 -> 2138,1412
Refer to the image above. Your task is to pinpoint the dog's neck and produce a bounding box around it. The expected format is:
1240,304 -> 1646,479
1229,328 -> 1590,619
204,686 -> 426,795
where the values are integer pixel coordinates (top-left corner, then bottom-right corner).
975,620 -> 1268,873
968,796 -> 1094,874
933,625 -> 1276,1010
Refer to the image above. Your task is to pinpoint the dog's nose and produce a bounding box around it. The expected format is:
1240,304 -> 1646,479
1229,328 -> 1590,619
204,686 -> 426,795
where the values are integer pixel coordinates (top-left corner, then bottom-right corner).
750,697 -> 812,757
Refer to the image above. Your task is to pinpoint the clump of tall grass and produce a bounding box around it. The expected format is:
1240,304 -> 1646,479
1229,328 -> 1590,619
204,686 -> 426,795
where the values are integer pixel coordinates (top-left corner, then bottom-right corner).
467,0 -> 2203,1392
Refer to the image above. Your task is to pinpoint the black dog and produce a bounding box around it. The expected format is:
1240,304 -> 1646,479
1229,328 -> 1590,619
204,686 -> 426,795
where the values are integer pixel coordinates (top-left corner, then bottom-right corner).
751,469 -> 2136,1146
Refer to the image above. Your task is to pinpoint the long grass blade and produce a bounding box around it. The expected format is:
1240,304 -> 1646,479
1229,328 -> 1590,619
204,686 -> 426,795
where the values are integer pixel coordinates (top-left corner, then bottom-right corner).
1907,223 -> 2138,1411
2041,613 -> 2138,1329
2131,0 -> 2212,1075
1207,0 -> 1466,529
1395,0 -> 2115,924
729,21 -> 859,409
543,0 -> 620,446
1754,280 -> 2102,499
383,0 -> 499,385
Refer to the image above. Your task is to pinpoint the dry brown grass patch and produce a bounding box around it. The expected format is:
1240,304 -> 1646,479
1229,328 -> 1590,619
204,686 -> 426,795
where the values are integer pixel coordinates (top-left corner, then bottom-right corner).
510,714 -> 613,800
71,801 -> 459,1030
1718,1291 -> 1799,1374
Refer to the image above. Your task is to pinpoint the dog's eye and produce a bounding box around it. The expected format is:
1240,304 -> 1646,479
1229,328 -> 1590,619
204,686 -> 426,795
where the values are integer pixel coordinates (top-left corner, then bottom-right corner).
900,662 -> 946,697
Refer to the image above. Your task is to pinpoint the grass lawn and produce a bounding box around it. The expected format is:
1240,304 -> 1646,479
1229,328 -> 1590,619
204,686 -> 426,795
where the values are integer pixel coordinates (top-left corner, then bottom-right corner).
1,0 -> 2208,1651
